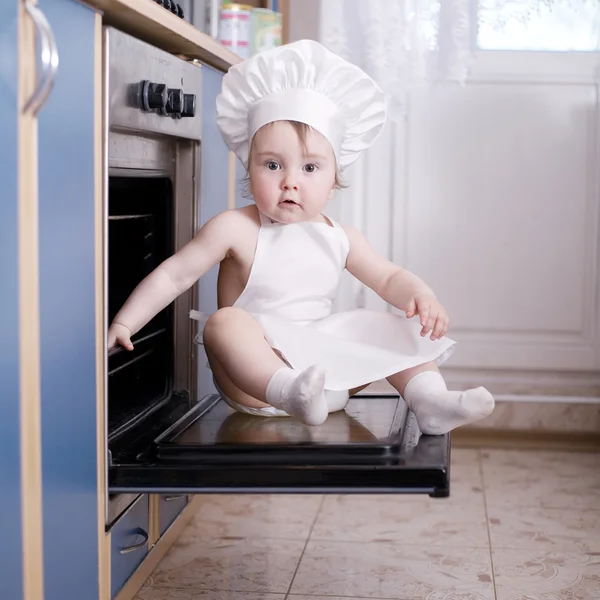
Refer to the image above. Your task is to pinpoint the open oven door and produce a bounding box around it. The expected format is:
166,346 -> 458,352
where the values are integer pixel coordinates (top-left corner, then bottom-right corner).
108,391 -> 451,497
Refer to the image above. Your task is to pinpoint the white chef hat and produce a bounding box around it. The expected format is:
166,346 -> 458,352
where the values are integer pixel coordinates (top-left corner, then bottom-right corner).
216,39 -> 387,172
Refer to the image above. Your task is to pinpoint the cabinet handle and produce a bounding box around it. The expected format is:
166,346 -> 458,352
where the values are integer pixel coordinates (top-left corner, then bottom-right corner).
119,527 -> 149,555
22,0 -> 59,116
164,494 -> 187,502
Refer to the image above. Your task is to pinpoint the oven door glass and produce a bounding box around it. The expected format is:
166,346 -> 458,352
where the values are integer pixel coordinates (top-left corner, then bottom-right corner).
108,391 -> 451,497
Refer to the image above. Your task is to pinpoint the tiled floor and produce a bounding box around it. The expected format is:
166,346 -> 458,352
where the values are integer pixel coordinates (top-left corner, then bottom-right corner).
135,448 -> 600,600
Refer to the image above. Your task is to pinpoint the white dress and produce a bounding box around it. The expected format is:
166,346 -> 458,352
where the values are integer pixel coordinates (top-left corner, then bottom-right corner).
231,212 -> 456,391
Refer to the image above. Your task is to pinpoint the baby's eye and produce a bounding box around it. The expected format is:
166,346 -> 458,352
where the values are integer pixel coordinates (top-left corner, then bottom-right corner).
303,163 -> 318,173
266,161 -> 280,171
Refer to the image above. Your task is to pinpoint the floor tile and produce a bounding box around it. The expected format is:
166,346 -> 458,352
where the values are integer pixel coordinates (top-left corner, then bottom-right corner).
481,449 -> 600,510
135,590 -> 284,600
290,540 -> 494,599
311,493 -> 489,547
447,448 -> 486,505
488,505 -> 600,552
145,536 -> 305,593
493,549 -> 600,600
189,494 -> 322,540
289,597 -> 390,600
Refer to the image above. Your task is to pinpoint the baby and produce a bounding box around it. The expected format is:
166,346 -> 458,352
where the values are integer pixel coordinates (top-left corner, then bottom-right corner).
108,40 -> 495,433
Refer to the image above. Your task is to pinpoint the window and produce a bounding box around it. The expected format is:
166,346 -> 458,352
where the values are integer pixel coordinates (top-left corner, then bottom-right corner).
477,0 -> 600,51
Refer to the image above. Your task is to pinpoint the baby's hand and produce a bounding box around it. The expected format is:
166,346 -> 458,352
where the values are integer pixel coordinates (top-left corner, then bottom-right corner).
405,295 -> 449,341
107,323 -> 134,351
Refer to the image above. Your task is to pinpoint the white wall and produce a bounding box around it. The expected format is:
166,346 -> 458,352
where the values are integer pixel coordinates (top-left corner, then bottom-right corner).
399,52 -> 600,374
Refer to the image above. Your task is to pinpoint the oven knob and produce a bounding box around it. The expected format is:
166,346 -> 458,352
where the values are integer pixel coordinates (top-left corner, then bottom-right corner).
181,93 -> 196,117
166,88 -> 184,115
140,80 -> 167,112
170,1 -> 178,14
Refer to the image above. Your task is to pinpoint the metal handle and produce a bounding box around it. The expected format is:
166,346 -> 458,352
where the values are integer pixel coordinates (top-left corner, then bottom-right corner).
119,527 -> 149,555
23,0 -> 59,115
164,494 -> 187,502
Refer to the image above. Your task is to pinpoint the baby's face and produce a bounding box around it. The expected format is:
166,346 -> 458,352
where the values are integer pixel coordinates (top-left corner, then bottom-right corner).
248,121 -> 337,224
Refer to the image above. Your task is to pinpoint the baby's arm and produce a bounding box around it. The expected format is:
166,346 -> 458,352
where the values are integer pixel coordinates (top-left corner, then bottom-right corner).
344,226 -> 449,340
108,210 -> 237,349
344,225 -> 434,309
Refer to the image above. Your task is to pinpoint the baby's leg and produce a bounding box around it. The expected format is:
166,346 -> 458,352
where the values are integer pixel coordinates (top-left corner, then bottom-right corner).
387,362 -> 494,435
203,307 -> 328,425
324,384 -> 371,413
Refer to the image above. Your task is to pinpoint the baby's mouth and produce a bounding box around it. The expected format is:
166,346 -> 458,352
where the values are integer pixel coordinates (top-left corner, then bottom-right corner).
281,199 -> 299,206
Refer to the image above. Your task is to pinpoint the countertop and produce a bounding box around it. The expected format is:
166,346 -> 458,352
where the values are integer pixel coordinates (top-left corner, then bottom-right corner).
88,0 -> 242,71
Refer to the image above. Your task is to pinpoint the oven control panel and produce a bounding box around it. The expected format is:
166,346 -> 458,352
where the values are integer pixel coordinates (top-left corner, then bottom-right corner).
107,27 -> 202,141
139,80 -> 196,118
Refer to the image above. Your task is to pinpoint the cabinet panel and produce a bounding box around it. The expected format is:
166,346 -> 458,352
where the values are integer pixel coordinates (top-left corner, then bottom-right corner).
196,64 -> 230,400
110,495 -> 150,598
37,1 -> 99,598
0,2 -> 23,598
159,494 -> 189,535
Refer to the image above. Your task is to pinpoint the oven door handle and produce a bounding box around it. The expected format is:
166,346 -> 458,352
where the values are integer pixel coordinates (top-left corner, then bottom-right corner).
119,527 -> 149,555
22,0 -> 59,116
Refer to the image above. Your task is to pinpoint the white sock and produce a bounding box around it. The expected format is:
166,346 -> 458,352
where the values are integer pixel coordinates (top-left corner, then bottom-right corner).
403,371 -> 495,435
325,389 -> 350,413
265,365 -> 328,426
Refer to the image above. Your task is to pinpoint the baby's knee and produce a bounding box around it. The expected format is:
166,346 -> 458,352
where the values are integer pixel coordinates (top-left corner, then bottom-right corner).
203,307 -> 248,342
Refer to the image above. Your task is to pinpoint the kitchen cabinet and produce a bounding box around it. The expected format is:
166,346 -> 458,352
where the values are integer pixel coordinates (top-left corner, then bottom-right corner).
5,2 -> 452,598
0,2 -> 24,598
35,1 -> 100,598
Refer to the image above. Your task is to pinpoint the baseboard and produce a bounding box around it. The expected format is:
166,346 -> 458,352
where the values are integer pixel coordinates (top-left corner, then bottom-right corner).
363,380 -> 600,438
452,428 -> 600,452
441,366 -> 600,398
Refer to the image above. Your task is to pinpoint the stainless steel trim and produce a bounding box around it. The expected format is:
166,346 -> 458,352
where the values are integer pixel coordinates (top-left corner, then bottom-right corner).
23,0 -> 59,115
119,527 -> 149,554
163,495 -> 187,502
108,133 -> 174,171
173,140 -> 199,400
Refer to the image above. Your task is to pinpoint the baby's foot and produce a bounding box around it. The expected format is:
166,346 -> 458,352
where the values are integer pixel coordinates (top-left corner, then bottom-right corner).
411,387 -> 495,435
403,371 -> 495,435
266,365 -> 328,426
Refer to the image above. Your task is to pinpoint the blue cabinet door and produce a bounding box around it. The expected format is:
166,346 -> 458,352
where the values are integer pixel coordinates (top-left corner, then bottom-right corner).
110,495 -> 150,598
196,64 -> 231,400
0,3 -> 23,599
37,1 -> 99,599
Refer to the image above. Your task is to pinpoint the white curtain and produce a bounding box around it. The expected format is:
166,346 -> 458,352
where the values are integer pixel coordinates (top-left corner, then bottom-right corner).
319,0 -> 600,118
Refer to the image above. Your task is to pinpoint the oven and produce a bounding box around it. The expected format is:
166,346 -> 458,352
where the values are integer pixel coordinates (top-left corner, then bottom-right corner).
103,28 -> 451,522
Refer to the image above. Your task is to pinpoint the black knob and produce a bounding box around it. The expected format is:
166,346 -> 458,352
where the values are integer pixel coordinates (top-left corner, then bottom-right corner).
169,0 -> 178,13
166,88 -> 184,115
161,0 -> 171,9
140,80 -> 167,112
176,3 -> 184,18
181,93 -> 196,117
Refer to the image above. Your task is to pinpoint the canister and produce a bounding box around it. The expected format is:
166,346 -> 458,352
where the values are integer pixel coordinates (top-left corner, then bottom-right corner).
217,3 -> 252,59
251,7 -> 282,55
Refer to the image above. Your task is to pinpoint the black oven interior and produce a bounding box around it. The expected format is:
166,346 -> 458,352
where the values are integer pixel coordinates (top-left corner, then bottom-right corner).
107,175 -> 175,439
